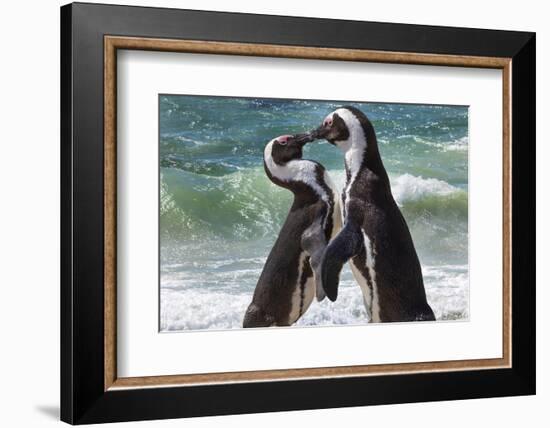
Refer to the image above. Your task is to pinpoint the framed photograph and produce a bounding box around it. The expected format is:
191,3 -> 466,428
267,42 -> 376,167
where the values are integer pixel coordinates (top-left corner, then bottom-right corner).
60,2 -> 535,424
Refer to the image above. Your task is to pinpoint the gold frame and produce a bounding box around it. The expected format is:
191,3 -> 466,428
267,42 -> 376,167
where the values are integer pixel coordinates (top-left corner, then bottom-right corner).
104,36 -> 512,391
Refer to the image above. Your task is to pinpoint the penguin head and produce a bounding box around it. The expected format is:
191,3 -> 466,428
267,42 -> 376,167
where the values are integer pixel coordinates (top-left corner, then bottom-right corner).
310,106 -> 387,178
310,106 -> 376,152
311,108 -> 351,146
265,133 -> 313,165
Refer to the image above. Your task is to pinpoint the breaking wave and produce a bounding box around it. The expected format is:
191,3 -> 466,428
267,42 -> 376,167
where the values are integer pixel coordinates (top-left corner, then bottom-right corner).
161,167 -> 467,242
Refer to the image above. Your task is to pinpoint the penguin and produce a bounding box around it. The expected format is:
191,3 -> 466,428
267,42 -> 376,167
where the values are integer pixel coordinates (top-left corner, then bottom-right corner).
243,134 -> 342,328
309,106 -> 435,322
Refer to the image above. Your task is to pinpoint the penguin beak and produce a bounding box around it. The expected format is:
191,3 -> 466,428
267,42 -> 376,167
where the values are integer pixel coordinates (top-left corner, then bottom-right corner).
292,133 -> 315,147
310,124 -> 330,140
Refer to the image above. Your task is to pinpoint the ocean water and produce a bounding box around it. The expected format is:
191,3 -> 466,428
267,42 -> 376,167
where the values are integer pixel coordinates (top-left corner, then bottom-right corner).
159,95 -> 469,331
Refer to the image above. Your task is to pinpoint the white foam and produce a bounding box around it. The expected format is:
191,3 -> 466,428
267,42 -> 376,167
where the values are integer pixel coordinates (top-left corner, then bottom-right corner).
391,173 -> 461,205
423,264 -> 469,320
160,263 -> 469,331
413,135 -> 469,152
441,136 -> 468,152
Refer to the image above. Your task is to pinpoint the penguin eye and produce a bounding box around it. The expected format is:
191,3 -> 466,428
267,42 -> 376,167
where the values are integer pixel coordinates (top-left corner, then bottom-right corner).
277,139 -> 288,146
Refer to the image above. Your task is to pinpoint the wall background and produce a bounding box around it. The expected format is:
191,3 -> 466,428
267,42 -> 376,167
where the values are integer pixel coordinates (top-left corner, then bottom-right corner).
0,0 -> 545,426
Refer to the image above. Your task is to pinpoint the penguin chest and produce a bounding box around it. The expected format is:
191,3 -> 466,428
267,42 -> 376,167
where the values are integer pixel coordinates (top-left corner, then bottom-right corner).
287,252 -> 316,325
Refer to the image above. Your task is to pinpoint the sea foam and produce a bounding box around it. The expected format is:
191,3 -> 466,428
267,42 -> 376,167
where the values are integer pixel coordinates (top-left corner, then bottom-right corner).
160,263 -> 469,331
391,173 -> 461,206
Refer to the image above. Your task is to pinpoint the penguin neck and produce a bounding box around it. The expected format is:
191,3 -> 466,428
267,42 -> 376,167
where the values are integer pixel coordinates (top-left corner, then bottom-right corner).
337,127 -> 387,188
264,158 -> 328,204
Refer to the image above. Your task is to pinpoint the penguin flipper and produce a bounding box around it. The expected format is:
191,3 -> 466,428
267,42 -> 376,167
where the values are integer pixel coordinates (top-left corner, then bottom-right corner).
301,219 -> 327,301
321,222 -> 363,302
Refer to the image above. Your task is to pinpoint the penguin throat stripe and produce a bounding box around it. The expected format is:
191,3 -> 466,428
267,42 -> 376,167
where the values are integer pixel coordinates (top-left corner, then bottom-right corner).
332,108 -> 367,214
264,141 -> 330,204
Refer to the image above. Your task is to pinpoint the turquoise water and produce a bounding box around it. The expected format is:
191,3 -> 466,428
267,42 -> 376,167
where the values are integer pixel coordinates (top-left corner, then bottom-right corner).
159,95 -> 469,331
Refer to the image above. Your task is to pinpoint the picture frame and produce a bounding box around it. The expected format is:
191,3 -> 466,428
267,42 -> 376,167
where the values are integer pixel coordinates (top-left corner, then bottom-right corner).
60,2 -> 535,424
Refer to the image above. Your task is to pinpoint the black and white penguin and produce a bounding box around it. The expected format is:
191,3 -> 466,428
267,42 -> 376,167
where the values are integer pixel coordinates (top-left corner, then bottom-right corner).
310,106 -> 435,322
243,134 -> 341,328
